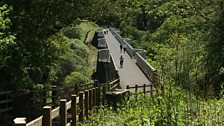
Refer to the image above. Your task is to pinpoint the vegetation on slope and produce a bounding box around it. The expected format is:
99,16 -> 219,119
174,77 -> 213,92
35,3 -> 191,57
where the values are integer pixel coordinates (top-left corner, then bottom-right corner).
54,21 -> 98,87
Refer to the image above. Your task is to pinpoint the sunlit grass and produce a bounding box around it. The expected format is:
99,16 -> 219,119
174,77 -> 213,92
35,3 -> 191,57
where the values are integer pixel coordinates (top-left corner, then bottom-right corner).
80,88 -> 224,126
77,21 -> 98,42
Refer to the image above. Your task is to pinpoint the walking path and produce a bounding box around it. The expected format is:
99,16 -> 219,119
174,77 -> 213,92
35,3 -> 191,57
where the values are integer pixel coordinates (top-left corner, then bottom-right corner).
104,30 -> 151,89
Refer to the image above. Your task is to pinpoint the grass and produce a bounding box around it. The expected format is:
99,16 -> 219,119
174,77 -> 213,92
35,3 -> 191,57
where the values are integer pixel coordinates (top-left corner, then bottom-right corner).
80,87 -> 224,126
77,21 -> 98,42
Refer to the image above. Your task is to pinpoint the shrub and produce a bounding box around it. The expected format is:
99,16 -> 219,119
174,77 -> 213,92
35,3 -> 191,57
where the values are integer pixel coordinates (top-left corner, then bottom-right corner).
81,87 -> 224,126
61,27 -> 82,39
64,71 -> 89,86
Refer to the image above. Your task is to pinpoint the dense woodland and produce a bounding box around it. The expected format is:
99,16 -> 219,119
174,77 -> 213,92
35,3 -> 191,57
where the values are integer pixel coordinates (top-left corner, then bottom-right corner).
0,0 -> 224,125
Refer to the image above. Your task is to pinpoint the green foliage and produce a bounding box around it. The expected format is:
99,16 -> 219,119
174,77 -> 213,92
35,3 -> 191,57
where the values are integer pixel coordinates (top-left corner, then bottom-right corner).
76,21 -> 98,41
0,0 -> 103,90
82,87 -> 224,126
55,40 -> 88,85
0,4 -> 14,62
120,23 -> 145,40
54,22 -> 97,86
0,4 -> 18,89
65,71 -> 89,86
117,0 -> 224,96
62,27 -> 82,39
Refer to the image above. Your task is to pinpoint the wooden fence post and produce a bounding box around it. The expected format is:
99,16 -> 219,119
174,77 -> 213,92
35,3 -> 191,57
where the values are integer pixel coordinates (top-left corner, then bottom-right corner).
43,90 -> 47,105
107,84 -> 110,91
97,86 -> 101,106
13,118 -> 26,126
89,89 -> 93,112
150,85 -> 153,96
85,90 -> 89,120
135,85 -> 138,93
79,92 -> 84,122
125,85 -> 130,100
126,85 -> 129,89
103,86 -> 106,105
161,84 -> 165,97
143,84 -> 146,94
52,85 -> 57,107
71,95 -> 77,126
60,99 -> 67,126
94,80 -> 98,87
156,85 -> 159,96
95,87 -> 99,107
75,84 -> 78,95
43,106 -> 52,126
93,88 -> 96,107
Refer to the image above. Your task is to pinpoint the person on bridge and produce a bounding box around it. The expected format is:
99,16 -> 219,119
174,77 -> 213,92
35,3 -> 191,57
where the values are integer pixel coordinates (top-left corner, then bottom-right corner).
123,44 -> 127,53
120,44 -> 123,53
120,55 -> 124,68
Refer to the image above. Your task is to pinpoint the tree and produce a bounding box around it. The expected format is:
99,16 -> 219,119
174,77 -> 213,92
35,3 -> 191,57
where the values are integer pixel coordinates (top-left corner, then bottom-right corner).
115,0 -> 224,96
0,0 -> 103,89
0,4 -> 18,89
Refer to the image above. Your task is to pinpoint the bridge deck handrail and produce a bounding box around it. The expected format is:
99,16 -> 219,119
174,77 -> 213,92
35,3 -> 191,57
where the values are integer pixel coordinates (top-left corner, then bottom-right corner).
136,53 -> 156,79
109,54 -> 119,80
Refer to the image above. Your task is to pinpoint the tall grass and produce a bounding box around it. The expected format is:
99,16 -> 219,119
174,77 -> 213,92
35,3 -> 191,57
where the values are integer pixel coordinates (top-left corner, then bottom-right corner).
76,21 -> 98,42
81,85 -> 224,126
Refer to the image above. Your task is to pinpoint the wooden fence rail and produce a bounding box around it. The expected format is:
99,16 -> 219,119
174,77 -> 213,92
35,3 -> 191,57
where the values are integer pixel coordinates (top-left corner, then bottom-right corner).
126,84 -> 164,96
13,79 -> 120,126
0,91 -> 13,114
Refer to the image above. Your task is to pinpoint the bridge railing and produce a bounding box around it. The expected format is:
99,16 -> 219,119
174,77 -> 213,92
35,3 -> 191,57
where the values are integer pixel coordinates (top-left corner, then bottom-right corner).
135,53 -> 156,80
109,28 -> 135,58
109,54 -> 119,81
109,27 -> 156,81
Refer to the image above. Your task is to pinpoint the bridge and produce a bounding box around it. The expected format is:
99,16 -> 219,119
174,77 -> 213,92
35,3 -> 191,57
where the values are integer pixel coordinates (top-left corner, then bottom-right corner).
12,27 -> 160,126
92,27 -> 157,91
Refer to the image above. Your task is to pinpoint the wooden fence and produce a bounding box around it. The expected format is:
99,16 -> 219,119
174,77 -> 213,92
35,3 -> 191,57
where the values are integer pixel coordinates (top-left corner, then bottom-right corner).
126,84 -> 164,96
0,91 -> 13,114
13,79 -> 120,126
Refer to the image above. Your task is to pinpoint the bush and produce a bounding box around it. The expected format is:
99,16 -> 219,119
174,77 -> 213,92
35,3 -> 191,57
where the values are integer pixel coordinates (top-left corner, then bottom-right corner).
61,27 -> 82,39
64,72 -> 89,86
82,86 -> 224,126
120,23 -> 145,41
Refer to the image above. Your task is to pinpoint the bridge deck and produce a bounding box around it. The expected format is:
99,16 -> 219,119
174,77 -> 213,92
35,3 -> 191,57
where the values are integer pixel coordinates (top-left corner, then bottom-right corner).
105,30 -> 151,89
